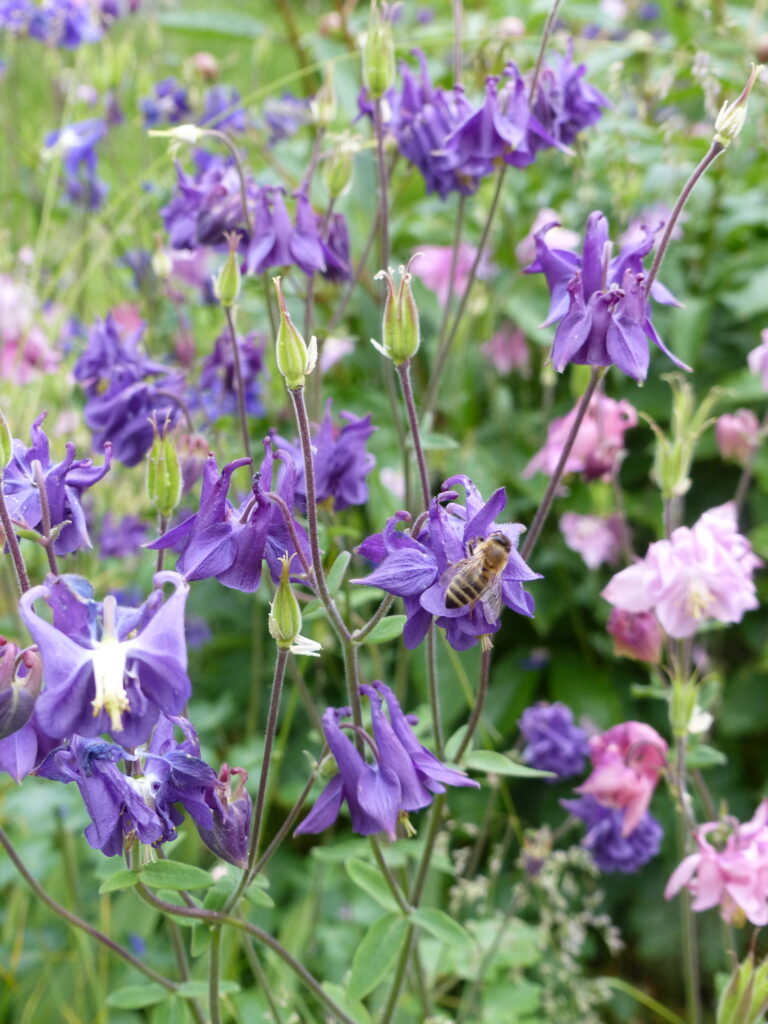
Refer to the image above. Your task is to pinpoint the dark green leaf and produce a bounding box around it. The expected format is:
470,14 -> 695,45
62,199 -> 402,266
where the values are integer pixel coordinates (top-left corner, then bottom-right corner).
464,750 -> 555,779
345,858 -> 398,911
98,868 -> 139,894
106,984 -> 170,1009
141,860 -> 214,891
348,913 -> 410,1000
360,615 -> 406,644
411,907 -> 474,950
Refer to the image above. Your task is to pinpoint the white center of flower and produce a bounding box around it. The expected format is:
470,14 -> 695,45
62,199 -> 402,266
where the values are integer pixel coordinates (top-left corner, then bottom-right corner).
686,576 -> 713,620
90,596 -> 131,731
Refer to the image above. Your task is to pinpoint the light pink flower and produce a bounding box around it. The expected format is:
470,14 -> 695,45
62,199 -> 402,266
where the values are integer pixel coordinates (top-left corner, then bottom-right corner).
665,802 -> 768,926
716,409 -> 760,464
559,512 -> 625,569
606,608 -> 663,663
319,336 -> 355,373
576,721 -> 667,836
481,324 -> 530,376
748,329 -> 768,390
0,275 -> 60,384
602,502 -> 761,638
523,394 -> 638,481
515,209 -> 580,265
411,244 -> 492,306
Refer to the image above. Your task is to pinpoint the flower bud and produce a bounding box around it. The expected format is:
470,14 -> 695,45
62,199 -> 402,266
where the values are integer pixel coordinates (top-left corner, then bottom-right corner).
190,51 -> 220,82
717,951 -> 768,1024
714,65 -> 761,148
645,374 -> 720,501
268,554 -> 302,649
196,765 -> 252,868
311,64 -> 337,128
213,232 -> 242,308
151,236 -> 173,281
322,134 -> 358,199
362,0 -> 395,99
606,609 -> 663,664
669,675 -> 698,738
372,259 -> 421,364
0,641 -> 41,740
273,276 -> 317,390
146,417 -> 183,518
715,409 -> 760,465
0,408 -> 12,468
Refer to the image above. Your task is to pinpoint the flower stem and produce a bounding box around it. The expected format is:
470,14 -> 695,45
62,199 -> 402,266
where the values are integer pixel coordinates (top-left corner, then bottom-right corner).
0,471 -> 30,593
521,367 -> 604,561
265,491 -> 313,581
0,825 -> 176,990
426,624 -> 444,757
32,459 -> 59,575
207,129 -> 254,233
352,592 -> 395,641
209,926 -> 223,1024
373,97 -> 390,270
155,514 -> 167,573
369,836 -> 412,912
645,142 -> 724,296
452,0 -> 463,84
434,194 -> 466,354
455,647 -> 491,761
247,646 -> 289,875
528,0 -> 564,100
396,359 -> 431,513
224,305 -> 252,461
252,760 -> 323,876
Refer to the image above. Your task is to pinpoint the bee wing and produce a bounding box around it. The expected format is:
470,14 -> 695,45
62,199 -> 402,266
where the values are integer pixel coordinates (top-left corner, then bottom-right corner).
438,551 -> 482,590
480,573 -> 504,623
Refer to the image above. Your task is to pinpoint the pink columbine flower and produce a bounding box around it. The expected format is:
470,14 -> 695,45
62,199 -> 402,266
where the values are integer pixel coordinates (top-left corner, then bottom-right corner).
411,244 -> 492,306
602,502 -> 762,639
523,394 -> 638,481
665,802 -> 768,926
481,324 -> 530,376
606,608 -> 663,663
716,409 -> 760,465
0,275 -> 60,384
748,329 -> 768,390
576,721 -> 668,836
559,512 -> 625,570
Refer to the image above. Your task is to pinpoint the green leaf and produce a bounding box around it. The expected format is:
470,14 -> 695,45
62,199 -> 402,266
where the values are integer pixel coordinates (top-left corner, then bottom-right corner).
411,907 -> 474,950
177,980 -> 240,999
687,744 -> 727,769
106,984 -> 170,1009
418,431 -> 459,451
321,983 -> 372,1024
326,550 -> 352,595
244,884 -> 275,908
348,913 -> 410,1000
345,858 -> 398,911
153,890 -> 199,928
98,868 -> 139,894
150,995 -> 192,1024
463,750 -> 555,779
141,860 -> 214,891
157,10 -> 265,36
360,615 -> 406,644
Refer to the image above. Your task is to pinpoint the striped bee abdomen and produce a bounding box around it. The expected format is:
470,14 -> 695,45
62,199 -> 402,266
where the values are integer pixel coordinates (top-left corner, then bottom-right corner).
445,570 -> 491,608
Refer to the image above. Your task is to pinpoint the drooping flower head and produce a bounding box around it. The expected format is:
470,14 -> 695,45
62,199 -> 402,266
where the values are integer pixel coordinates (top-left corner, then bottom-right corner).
20,572 -> 191,747
147,440 -> 310,593
353,476 -> 541,651
575,721 -> 667,836
518,702 -> 589,780
528,45 -> 609,153
562,795 -> 663,873
3,412 -> 112,555
602,502 -> 762,638
295,681 -> 478,839
43,118 -> 108,208
523,393 -> 637,482
606,608 -> 663,663
74,312 -> 184,467
665,802 -> 768,926
524,211 -> 686,380
715,409 -> 760,465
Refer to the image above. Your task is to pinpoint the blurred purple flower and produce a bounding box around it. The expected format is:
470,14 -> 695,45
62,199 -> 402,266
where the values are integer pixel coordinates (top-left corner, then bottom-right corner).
141,77 -> 191,127
263,92 -> 310,144
100,513 -> 149,558
3,412 -> 112,555
529,46 -> 609,153
197,329 -> 265,420
518,702 -> 589,780
354,476 -> 540,651
200,85 -> 248,133
562,795 -> 663,872
20,571 -> 191,747
295,681 -> 477,839
525,210 -> 685,380
44,117 -> 108,208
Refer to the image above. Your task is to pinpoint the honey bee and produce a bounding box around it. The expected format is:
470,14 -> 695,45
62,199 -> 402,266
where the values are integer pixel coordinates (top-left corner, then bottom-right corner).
442,532 -> 512,621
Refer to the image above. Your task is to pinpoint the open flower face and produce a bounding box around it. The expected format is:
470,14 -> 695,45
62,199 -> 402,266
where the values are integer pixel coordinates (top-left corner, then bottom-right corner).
20,572 -> 191,746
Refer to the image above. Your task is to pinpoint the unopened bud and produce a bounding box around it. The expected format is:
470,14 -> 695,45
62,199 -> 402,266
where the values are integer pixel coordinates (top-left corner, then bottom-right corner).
715,409 -> 760,465
151,237 -> 173,281
322,134 -> 357,199
214,232 -> 242,308
148,123 -> 206,157
311,64 -> 337,127
717,951 -> 768,1024
372,258 -> 421,364
147,417 -> 183,518
190,51 -> 220,81
362,0 -> 395,99
268,554 -> 302,649
0,408 -> 12,468
273,276 -> 317,390
0,641 -> 41,740
714,65 -> 761,148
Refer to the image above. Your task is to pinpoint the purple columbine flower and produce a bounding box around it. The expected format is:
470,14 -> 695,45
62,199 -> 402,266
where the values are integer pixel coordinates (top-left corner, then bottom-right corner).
561,795 -> 663,873
29,0 -> 103,47
99,513 -> 149,558
518,702 -> 589,780
263,92 -> 310,144
295,681 -> 477,840
195,763 -> 252,868
147,441 -> 310,593
141,77 -> 191,127
524,210 -> 686,381
19,572 -> 192,747
74,312 -> 184,466
3,412 -> 112,555
529,46 -> 609,153
44,118 -> 108,208
197,329 -> 265,421
353,476 -> 541,651
272,400 -> 375,513
200,85 -> 248,133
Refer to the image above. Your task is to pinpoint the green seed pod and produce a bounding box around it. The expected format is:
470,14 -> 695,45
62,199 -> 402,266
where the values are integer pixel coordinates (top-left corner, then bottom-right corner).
273,276 -> 317,390
268,554 -> 302,649
147,418 -> 183,518
362,0 -> 395,99
214,232 -> 242,308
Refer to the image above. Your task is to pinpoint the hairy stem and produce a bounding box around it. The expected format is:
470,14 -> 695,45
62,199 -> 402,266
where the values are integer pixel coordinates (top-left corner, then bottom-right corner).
224,306 -> 252,461
209,926 -> 223,1024
396,359 -> 431,513
0,472 -> 31,593
455,647 -> 492,762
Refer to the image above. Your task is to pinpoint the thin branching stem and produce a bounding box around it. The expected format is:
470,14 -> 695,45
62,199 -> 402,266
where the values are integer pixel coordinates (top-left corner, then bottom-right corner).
455,647 -> 492,761
209,926 -> 223,1024
32,459 -> 58,575
224,306 -> 252,461
0,472 -> 31,593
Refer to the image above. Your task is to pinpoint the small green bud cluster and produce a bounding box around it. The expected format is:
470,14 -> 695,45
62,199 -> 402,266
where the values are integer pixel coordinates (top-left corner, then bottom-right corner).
268,555 -> 303,649
146,417 -> 183,519
273,276 -> 318,390
213,232 -> 242,308
362,0 -> 395,99
713,65 -> 762,148
371,258 -> 421,364
718,952 -> 768,1024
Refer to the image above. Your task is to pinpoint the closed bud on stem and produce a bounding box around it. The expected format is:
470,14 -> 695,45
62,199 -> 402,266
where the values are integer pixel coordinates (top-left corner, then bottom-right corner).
311,64 -> 337,127
362,0 -> 395,99
0,640 -> 41,740
322,134 -> 358,199
148,123 -> 207,156
717,951 -> 768,1024
151,234 -> 173,281
669,674 -> 698,738
714,65 -> 762,148
372,257 -> 421,364
268,554 -> 302,649
214,232 -> 242,308
273,276 -> 317,390
146,416 -> 182,518
0,408 -> 12,468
